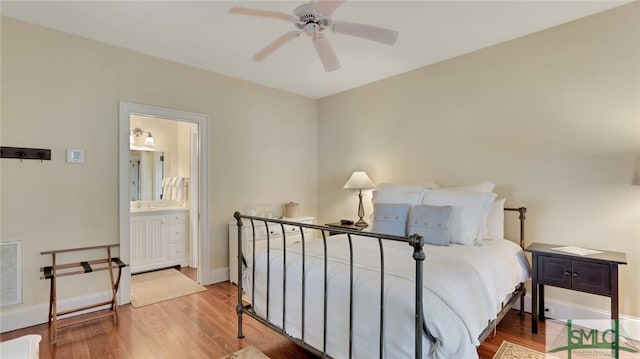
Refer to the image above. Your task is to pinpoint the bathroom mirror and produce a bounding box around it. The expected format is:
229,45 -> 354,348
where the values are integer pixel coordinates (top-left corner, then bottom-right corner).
129,150 -> 175,201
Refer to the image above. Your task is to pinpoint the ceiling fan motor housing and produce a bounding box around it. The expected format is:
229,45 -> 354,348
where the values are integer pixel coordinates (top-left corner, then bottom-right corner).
294,3 -> 330,32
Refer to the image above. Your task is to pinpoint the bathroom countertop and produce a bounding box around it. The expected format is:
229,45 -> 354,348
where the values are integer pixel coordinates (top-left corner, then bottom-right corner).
130,206 -> 187,214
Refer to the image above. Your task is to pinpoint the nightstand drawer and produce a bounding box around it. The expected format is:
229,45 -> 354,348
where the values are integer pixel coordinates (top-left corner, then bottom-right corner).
283,224 -> 311,238
538,256 -> 611,295
538,256 -> 572,288
572,261 -> 610,294
250,225 -> 283,241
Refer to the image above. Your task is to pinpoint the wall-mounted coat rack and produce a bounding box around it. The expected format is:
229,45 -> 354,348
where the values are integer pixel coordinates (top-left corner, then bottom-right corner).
1,147 -> 51,162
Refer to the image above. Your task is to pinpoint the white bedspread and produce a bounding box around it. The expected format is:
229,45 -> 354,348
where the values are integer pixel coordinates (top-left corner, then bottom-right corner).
243,235 -> 530,359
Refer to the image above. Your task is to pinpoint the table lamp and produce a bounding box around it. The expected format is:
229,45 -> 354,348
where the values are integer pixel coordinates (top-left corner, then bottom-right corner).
343,171 -> 376,227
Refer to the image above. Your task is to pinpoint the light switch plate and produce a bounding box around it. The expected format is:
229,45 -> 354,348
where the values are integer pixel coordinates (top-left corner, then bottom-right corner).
66,149 -> 85,163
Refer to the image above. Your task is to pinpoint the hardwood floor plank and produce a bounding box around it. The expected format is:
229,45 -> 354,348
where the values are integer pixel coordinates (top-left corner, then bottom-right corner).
1,279 -> 547,358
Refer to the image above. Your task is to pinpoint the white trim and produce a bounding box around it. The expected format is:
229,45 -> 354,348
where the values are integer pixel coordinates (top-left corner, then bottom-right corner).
515,294 -> 640,341
210,267 -> 231,284
119,102 -> 211,306
3,289 -> 639,341
0,291 -> 112,333
189,130 -> 199,268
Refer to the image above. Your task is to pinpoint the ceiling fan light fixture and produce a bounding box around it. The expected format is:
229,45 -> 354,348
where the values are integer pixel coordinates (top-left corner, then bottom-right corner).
229,0 -> 398,72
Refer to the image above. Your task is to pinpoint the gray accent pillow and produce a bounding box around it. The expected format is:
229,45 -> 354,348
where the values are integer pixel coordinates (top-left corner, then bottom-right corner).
371,203 -> 411,236
408,205 -> 452,246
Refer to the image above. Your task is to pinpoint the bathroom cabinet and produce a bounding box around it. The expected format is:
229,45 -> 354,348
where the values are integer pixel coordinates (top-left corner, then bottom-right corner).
130,208 -> 188,273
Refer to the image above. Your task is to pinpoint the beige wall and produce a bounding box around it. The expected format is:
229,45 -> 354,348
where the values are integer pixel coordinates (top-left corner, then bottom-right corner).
1,2 -> 638,332
0,16 -> 317,326
318,3 -> 639,317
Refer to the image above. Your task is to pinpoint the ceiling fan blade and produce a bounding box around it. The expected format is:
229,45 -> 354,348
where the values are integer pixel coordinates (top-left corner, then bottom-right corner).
332,21 -> 398,45
312,0 -> 346,17
252,31 -> 300,62
314,34 -> 340,72
229,6 -> 297,22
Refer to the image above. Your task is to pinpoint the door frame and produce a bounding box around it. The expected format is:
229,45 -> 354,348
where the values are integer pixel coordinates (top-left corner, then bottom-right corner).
118,102 -> 211,304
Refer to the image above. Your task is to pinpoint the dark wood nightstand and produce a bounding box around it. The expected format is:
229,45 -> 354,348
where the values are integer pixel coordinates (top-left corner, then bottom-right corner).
325,222 -> 368,236
525,243 -> 627,338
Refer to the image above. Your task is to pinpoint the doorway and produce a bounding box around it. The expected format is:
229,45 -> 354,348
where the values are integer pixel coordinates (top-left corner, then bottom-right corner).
118,102 -> 211,305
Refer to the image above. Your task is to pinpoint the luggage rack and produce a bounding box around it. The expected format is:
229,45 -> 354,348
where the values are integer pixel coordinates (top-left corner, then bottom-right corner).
40,244 -> 127,343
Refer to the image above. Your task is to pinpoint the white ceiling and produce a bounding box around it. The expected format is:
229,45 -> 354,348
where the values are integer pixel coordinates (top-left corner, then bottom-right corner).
0,1 -> 628,99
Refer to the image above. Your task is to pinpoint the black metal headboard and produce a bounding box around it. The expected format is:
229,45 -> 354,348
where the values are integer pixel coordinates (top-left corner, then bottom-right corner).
505,207 -> 527,249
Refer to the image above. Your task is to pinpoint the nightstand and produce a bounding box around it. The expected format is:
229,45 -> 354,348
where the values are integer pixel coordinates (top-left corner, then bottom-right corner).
525,243 -> 627,337
325,222 -> 368,236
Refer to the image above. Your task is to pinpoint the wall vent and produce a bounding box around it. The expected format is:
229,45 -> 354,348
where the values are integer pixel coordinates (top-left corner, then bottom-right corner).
1,240 -> 23,307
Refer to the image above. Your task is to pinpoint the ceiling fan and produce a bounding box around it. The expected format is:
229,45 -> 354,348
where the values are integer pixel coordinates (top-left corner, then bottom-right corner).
229,0 -> 398,72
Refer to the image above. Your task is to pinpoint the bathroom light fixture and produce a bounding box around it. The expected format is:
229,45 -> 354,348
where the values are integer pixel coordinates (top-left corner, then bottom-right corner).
144,133 -> 155,146
343,171 -> 376,227
130,128 -> 155,147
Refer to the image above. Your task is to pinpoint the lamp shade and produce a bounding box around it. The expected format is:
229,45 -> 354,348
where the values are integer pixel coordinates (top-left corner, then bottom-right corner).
343,171 -> 376,190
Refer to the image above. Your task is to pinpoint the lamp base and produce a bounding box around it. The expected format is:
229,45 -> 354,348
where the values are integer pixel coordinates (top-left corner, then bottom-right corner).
354,219 -> 368,227
353,189 -> 369,227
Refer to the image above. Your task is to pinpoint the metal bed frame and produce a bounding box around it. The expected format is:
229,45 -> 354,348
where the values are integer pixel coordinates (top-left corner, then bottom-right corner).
234,207 -> 527,358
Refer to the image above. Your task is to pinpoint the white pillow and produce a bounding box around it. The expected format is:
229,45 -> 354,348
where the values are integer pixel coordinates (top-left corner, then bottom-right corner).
438,180 -> 497,239
421,190 -> 497,245
378,183 -> 439,192
486,198 -> 506,240
442,181 -> 495,193
371,189 -> 423,205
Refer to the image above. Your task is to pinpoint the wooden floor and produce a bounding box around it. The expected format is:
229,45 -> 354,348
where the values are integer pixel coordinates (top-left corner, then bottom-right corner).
1,267 -> 547,358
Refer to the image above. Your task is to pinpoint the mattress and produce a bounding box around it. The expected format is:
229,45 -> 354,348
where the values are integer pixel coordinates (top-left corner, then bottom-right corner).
243,234 -> 530,358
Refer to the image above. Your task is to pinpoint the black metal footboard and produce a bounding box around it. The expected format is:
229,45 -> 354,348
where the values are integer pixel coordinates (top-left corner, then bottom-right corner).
233,212 -> 425,359
233,207 -> 527,358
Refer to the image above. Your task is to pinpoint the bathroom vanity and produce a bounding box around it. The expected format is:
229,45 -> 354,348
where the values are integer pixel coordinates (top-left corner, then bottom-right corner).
130,207 -> 188,274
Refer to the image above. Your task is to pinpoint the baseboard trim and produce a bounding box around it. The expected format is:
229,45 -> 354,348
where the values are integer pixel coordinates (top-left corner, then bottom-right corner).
0,290 -> 112,333
514,294 -> 640,341
209,267 -> 230,284
4,285 -> 638,342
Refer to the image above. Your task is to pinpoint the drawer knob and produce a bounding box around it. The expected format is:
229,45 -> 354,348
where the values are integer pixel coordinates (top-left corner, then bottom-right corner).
564,271 -> 571,276
572,272 -> 578,277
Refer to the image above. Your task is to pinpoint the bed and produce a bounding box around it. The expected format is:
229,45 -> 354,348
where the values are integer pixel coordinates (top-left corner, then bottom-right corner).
233,183 -> 531,358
